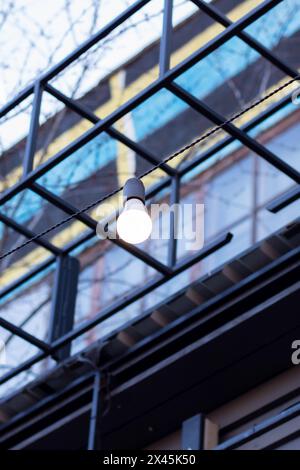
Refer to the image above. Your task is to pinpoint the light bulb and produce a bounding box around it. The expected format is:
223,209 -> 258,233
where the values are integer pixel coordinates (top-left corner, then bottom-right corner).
117,198 -> 152,244
117,177 -> 152,244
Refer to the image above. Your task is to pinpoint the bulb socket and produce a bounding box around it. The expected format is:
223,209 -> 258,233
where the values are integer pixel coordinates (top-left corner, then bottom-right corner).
123,177 -> 145,204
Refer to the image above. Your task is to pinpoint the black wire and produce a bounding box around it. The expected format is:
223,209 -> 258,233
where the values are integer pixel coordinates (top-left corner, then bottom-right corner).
0,73 -> 299,262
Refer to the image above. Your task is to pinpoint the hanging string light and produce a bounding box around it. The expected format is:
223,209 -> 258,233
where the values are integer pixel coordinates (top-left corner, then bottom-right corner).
117,178 -> 152,244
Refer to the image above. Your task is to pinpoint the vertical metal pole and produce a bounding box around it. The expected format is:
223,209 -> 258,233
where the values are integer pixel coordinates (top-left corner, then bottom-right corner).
181,414 -> 205,450
168,174 -> 180,268
252,154 -> 259,244
23,81 -> 43,176
159,0 -> 173,76
88,370 -> 102,450
49,255 -> 79,361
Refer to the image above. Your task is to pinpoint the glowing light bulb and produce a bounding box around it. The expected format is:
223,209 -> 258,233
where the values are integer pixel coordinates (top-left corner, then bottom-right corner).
117,178 -> 152,244
117,198 -> 152,244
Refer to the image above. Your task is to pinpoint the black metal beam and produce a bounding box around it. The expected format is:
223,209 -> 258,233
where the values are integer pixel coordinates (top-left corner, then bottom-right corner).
168,174 -> 180,267
0,257 -> 55,301
0,317 -> 50,353
267,185 -> 300,213
0,86 -> 34,120
173,232 -> 232,275
0,211 -> 62,256
48,255 -> 80,361
87,371 -> 102,450
179,92 -> 295,177
159,0 -> 173,76
45,84 -> 176,176
23,81 -> 43,176
4,296 -> 51,350
168,82 -> 300,183
215,400 -> 300,450
191,0 -> 299,80
31,183 -> 97,230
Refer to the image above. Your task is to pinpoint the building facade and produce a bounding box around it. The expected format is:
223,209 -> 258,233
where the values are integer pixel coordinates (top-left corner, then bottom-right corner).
0,0 -> 299,449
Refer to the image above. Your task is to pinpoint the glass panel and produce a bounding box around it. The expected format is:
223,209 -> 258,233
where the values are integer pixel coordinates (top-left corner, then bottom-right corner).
257,120 -> 300,173
0,94 -> 34,189
33,91 -> 94,168
243,0 -> 300,72
49,0 -> 164,109
36,132 -> 119,209
201,218 -> 253,275
0,272 -> 53,342
169,1 -> 225,69
175,36 -> 287,126
0,228 -> 51,296
127,88 -> 230,166
0,188 -> 88,250
256,199 -> 300,241
73,242 -> 157,353
256,156 -> 295,206
0,326 -> 39,382
178,152 -> 254,259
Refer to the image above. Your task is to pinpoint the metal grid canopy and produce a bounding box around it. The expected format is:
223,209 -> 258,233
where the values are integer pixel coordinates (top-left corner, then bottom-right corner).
0,0 -> 299,390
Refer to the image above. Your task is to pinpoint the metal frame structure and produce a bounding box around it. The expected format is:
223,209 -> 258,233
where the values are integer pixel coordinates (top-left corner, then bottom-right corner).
0,0 -> 299,393
215,400 -> 300,450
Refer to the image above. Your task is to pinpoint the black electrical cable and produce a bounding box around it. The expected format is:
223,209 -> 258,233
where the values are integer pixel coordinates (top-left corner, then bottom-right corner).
0,73 -> 299,262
